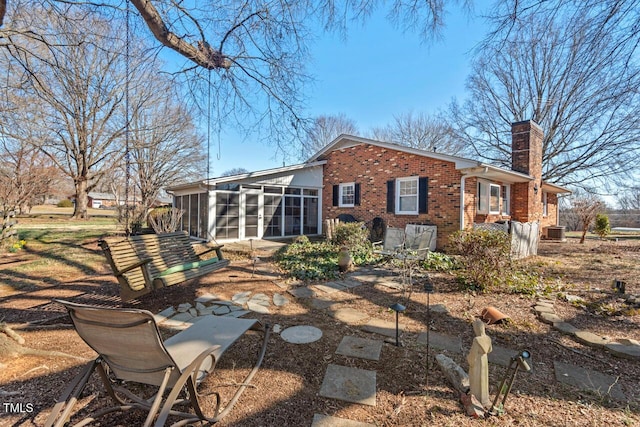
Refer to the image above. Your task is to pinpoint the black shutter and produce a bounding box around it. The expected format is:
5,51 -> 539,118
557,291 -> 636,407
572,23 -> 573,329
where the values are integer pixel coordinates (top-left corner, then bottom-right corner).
354,183 -> 361,206
332,185 -> 339,206
419,177 -> 428,214
386,180 -> 395,213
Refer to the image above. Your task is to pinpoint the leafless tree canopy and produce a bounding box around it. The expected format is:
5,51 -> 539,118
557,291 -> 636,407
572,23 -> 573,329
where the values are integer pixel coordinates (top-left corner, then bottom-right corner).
300,114 -> 357,160
371,111 -> 464,155
451,1 -> 640,189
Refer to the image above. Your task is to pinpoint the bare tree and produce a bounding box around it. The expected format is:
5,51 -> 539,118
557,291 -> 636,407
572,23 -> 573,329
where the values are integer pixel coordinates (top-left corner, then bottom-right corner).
300,114 -> 357,160
1,1 -> 464,160
570,194 -> 606,243
221,168 -> 250,177
0,140 -> 60,216
371,111 -> 464,155
450,8 -> 640,188
618,186 -> 640,211
127,76 -> 206,214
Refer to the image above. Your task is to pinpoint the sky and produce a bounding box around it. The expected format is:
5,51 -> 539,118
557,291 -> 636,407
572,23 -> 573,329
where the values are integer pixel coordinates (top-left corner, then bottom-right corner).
206,6 -> 490,176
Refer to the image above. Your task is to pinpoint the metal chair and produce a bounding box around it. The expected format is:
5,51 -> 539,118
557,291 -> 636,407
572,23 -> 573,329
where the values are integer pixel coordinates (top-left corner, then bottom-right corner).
45,299 -> 270,427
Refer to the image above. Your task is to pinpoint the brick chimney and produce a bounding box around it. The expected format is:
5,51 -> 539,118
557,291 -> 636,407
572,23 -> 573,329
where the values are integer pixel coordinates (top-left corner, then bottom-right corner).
510,120 -> 543,223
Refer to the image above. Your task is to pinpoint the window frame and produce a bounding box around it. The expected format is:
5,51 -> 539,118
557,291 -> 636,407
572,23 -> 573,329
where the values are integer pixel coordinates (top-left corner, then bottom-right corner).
477,180 -> 489,214
338,182 -> 355,207
489,184 -> 501,214
396,176 -> 419,215
501,184 -> 510,215
542,191 -> 548,217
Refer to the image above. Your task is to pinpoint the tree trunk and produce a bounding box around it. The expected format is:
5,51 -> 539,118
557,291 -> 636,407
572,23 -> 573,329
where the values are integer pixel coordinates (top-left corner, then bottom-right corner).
72,180 -> 89,219
579,228 -> 587,244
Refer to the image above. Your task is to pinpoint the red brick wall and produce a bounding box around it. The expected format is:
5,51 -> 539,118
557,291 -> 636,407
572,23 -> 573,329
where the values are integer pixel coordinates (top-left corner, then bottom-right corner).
511,121 -> 544,223
322,144 -> 463,249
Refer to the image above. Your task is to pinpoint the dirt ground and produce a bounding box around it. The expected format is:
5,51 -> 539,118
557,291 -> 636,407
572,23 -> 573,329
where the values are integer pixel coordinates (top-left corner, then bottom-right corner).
1,238 -> 639,426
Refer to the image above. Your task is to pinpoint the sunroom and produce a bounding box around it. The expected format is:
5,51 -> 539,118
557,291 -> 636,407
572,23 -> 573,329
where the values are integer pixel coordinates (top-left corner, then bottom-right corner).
166,161 -> 325,242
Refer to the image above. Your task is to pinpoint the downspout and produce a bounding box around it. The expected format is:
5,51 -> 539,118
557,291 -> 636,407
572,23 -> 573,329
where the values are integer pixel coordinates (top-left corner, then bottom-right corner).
460,175 -> 466,230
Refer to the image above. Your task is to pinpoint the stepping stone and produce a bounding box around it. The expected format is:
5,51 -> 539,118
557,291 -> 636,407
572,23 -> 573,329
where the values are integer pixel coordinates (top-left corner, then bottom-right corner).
362,318 -> 406,338
177,303 -> 192,313
538,312 -> 563,324
195,293 -> 219,304
171,312 -> 194,322
487,345 -> 532,371
553,322 -> 579,335
314,282 -> 347,294
574,330 -> 609,348
336,336 -> 383,361
416,331 -> 462,354
250,297 -> 271,308
288,287 -> 316,299
535,301 -> 554,308
281,325 -> 323,344
224,310 -> 250,318
428,304 -> 449,314
212,305 -> 231,315
155,306 -> 176,322
534,305 -> 554,313
247,301 -> 270,314
605,339 -> 640,359
330,308 -> 369,325
319,364 -> 376,406
339,279 -> 363,289
188,308 -> 198,317
232,292 -> 252,304
195,302 -> 206,311
554,361 -> 627,401
311,414 -> 375,427
273,280 -> 291,289
564,294 -> 585,304
197,307 -> 215,316
228,305 -> 245,311
273,293 -> 289,307
213,300 -> 236,306
252,292 -> 270,301
309,298 -> 335,310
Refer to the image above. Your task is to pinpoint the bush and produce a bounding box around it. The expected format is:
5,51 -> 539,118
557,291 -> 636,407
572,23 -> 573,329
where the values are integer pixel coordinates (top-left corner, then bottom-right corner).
275,240 -> 339,281
147,207 -> 183,233
449,228 -> 512,292
594,213 -> 611,238
421,251 -> 460,272
331,222 -> 378,265
57,199 -> 73,208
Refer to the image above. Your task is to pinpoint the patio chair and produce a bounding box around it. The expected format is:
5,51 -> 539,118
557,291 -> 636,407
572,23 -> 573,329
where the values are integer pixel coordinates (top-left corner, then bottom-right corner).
45,300 -> 270,427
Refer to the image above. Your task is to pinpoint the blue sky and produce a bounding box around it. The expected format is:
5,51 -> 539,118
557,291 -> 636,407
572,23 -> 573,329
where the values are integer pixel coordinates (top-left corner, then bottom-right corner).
207,6 -> 490,176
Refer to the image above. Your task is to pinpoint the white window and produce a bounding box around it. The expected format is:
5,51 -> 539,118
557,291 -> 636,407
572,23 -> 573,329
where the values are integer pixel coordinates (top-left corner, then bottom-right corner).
339,183 -> 355,207
501,185 -> 510,215
543,191 -> 548,217
477,181 -> 489,214
490,184 -> 501,214
396,177 -> 419,214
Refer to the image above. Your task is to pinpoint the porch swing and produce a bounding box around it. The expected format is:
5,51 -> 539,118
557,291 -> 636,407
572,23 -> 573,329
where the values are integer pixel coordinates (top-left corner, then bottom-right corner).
99,12 -> 229,302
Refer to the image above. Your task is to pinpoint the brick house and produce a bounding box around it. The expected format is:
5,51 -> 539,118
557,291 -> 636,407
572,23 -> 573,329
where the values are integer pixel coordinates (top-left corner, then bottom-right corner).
308,119 -> 570,249
168,120 -> 569,248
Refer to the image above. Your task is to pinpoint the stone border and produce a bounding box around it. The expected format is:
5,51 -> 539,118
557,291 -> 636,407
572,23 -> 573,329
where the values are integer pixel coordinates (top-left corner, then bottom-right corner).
533,298 -> 640,359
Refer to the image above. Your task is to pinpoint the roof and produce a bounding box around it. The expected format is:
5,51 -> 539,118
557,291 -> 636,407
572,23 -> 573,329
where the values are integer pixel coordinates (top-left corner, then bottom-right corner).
166,161 -> 326,191
308,134 -> 572,191
88,192 -> 116,200
542,181 -> 572,194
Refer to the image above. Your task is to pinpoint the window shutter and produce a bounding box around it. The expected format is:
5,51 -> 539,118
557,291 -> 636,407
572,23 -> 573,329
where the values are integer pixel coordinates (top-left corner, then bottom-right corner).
419,177 -> 428,214
354,183 -> 361,206
332,185 -> 339,206
386,180 -> 395,213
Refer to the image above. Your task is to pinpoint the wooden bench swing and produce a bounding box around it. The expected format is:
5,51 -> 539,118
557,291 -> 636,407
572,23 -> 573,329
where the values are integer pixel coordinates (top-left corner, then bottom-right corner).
99,231 -> 230,301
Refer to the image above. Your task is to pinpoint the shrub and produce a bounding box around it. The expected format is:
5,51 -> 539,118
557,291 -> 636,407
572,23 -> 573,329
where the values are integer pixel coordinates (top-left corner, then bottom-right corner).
449,228 -> 511,292
147,207 -> 183,233
594,213 -> 611,239
57,199 -> 73,208
421,251 -> 460,272
331,222 -> 378,265
275,240 -> 339,281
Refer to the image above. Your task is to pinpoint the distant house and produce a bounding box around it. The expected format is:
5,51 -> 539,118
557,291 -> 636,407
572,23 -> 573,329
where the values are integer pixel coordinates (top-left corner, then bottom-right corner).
167,120 -> 570,248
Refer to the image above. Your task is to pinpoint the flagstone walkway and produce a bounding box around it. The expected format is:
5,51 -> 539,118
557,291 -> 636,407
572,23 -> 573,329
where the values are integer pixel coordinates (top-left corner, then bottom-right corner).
148,264 -> 633,425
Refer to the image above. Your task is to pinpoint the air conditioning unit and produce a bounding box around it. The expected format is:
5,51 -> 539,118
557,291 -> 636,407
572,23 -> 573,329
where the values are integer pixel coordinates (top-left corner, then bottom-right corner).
544,226 -> 566,241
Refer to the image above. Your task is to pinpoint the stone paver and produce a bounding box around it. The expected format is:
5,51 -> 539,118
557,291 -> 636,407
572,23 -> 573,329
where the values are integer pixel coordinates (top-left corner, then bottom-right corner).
212,305 -> 231,315
313,282 -> 347,294
247,301 -> 270,314
319,364 -> 376,406
416,331 -> 462,354
330,308 -> 369,325
194,293 -> 220,303
605,339 -> 640,359
574,330 -> 609,348
288,287 -> 316,299
361,318 -> 406,338
336,336 -> 383,361
281,325 -> 323,344
538,312 -> 563,325
487,345 -> 532,372
273,293 -> 289,307
553,322 -> 580,335
554,361 -> 626,401
224,310 -> 250,318
339,279 -> 363,289
308,298 -> 335,310
311,414 -> 375,427
428,304 -> 449,314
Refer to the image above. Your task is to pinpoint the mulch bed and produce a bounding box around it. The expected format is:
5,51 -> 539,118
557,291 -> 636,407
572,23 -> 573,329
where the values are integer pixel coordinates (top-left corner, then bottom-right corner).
1,239 -> 639,426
